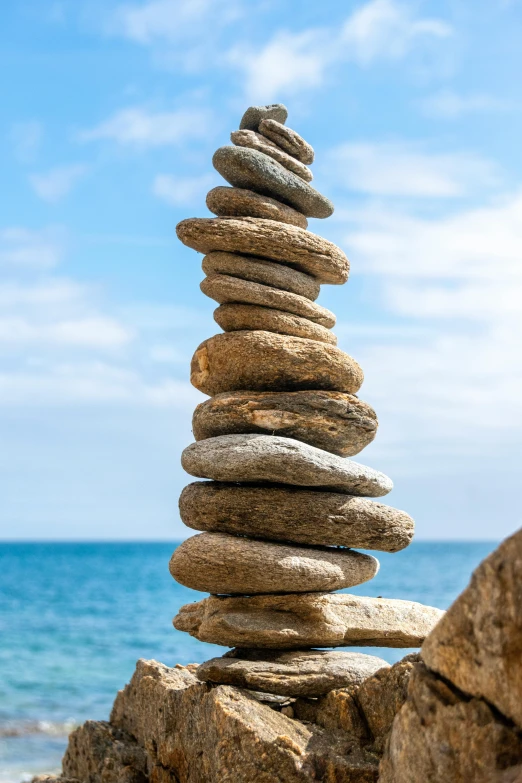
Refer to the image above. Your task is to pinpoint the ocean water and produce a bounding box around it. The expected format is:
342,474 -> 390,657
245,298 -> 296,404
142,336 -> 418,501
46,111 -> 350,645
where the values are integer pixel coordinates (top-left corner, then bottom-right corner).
0,540 -> 497,782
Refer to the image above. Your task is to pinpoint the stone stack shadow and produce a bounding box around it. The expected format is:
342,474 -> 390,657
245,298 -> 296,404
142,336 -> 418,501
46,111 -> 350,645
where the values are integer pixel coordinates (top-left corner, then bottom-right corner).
170,103 -> 443,697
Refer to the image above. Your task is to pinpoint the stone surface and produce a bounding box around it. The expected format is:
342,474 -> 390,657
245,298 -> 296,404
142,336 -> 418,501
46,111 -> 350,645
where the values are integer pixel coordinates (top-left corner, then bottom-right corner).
206,186 -> 308,229
192,389 -> 376,456
422,527 -> 522,728
173,592 -> 444,649
212,147 -> 332,219
239,103 -> 288,131
169,532 -> 379,595
231,130 -> 313,181
179,483 -> 414,552
190,331 -> 363,395
177,216 -> 348,284
379,663 -> 522,783
214,303 -> 337,344
202,251 -> 318,300
62,720 -> 149,783
181,434 -> 393,496
259,119 -> 315,164
197,649 -> 390,697
200,273 -> 336,326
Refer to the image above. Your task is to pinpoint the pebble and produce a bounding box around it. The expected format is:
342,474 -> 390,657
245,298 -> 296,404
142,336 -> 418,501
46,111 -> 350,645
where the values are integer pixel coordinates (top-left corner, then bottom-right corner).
231,130 -> 313,182
206,186 -> 308,229
213,303 -> 337,345
239,104 -> 288,131
259,119 -> 314,164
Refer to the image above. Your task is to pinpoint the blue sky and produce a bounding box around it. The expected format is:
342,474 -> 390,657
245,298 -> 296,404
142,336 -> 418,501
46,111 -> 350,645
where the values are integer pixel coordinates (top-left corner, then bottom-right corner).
1,0 -> 521,540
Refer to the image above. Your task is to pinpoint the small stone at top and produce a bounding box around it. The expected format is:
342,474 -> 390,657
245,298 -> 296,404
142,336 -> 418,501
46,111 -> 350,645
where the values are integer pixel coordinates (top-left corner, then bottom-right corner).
239,104 -> 288,131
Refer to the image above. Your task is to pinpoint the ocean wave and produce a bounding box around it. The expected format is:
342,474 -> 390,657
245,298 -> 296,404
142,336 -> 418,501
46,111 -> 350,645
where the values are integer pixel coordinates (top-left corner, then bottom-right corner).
0,720 -> 78,738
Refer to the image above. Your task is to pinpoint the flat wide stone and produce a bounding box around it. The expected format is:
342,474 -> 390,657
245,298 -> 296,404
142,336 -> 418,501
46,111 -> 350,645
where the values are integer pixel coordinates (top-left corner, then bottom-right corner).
212,147 -> 332,219
179,483 -> 414,552
239,103 -> 288,131
169,532 -> 379,595
197,649 -> 390,697
200,273 -> 335,327
259,119 -> 315,164
231,130 -> 313,181
177,216 -> 348,284
206,186 -> 308,229
202,251 -> 319,300
214,303 -> 337,345
181,434 -> 393,496
190,331 -> 363,395
192,389 -> 377,456
173,592 -> 445,649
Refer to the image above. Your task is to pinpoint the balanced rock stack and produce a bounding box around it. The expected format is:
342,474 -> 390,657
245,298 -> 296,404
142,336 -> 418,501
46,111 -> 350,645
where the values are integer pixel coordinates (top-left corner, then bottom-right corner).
171,103 -> 444,697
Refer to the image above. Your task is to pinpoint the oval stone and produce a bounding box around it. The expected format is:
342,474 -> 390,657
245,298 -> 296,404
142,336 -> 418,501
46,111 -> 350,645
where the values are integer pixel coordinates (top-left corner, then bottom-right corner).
213,304 -> 337,345
206,187 -> 308,229
239,103 -> 288,131
231,130 -> 313,181
259,119 -> 314,164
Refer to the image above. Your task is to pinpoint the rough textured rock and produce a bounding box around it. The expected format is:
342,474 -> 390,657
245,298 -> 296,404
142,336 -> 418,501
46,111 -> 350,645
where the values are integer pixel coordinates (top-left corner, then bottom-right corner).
192,389 -> 377,456
214,303 -> 337,344
202,251 -> 318,300
259,119 -> 315,164
182,434 -> 392,496
173,592 -> 444,649
62,720 -> 149,783
200,273 -> 336,326
169,532 -> 379,595
110,658 -> 380,782
379,663 -> 522,783
231,130 -> 313,181
212,147 -> 332,219
206,186 -> 308,229
190,331 -> 363,395
239,103 -> 288,131
179,483 -> 414,552
177,216 -> 348,284
197,649 -> 390,697
422,527 -> 522,728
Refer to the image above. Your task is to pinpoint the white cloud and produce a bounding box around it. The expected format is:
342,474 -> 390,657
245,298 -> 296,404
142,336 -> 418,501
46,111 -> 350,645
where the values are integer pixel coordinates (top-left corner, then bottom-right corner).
0,280 -> 84,307
78,107 -> 211,147
0,227 -> 63,268
326,142 -> 499,197
10,121 -> 44,163
30,164 -> 87,202
420,90 -> 513,119
0,317 -> 132,347
153,173 -> 215,206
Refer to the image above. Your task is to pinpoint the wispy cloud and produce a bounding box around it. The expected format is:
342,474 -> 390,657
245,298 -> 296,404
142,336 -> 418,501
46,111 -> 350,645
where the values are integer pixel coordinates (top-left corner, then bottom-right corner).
153,173 -> 215,206
10,121 -> 44,163
30,164 -> 88,202
0,227 -> 64,268
419,90 -> 514,119
78,106 -> 211,147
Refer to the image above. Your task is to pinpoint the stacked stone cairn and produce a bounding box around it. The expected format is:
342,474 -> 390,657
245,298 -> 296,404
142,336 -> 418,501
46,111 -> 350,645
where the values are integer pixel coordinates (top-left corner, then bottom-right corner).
171,103 -> 444,699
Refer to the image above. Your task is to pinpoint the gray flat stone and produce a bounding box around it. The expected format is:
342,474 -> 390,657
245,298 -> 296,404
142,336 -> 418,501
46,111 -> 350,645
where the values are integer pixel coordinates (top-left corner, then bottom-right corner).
213,303 -> 337,344
206,186 -> 308,229
197,649 -> 390,697
212,146 -> 333,219
239,103 -> 288,131
231,130 -> 313,181
169,532 -> 379,595
259,119 -> 314,164
181,434 -> 393,496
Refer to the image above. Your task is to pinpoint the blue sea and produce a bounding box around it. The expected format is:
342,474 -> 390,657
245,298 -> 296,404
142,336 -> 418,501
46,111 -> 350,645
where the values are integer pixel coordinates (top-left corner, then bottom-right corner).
0,541 -> 497,782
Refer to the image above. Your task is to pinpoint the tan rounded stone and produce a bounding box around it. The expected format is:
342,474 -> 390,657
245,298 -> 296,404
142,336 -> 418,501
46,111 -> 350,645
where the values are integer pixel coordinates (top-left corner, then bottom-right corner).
190,331 -> 363,396
200,274 -> 335,327
214,304 -> 337,344
192,389 -> 377,456
259,119 -> 314,164
206,186 -> 308,229
176,217 -> 349,285
231,130 -> 313,181
169,532 -> 379,595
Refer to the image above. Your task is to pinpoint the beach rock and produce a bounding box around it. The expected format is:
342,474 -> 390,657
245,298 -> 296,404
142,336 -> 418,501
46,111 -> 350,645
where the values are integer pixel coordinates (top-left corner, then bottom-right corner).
173,592 -> 444,649
239,103 -> 288,131
379,663 -> 522,783
179,483 -> 414,552
177,217 -> 348,284
200,273 -> 335,326
231,130 -> 313,181
202,251 -> 318,300
197,649 -> 390,697
190,331 -> 363,395
169,532 -> 379,595
259,119 -> 314,164
62,720 -> 148,783
214,303 -> 337,344
212,147 -> 332,219
192,389 -> 377,456
181,434 -> 392,496
206,186 -> 308,229
422,527 -> 522,728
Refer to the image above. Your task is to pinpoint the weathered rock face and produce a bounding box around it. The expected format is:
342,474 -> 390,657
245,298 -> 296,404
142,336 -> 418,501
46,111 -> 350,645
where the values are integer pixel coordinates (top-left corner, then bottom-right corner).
173,592 -> 444,649
206,185 -> 309,228
192,389 -> 377,456
259,119 -> 315,164
176,217 -> 349,284
190,331 -> 363,396
181,434 -> 393,496
62,720 -> 149,783
197,649 -> 390,697
214,303 -> 337,344
169,532 -> 379,594
239,103 -> 288,131
179,483 -> 414,552
231,130 -> 313,181
422,527 -> 522,728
